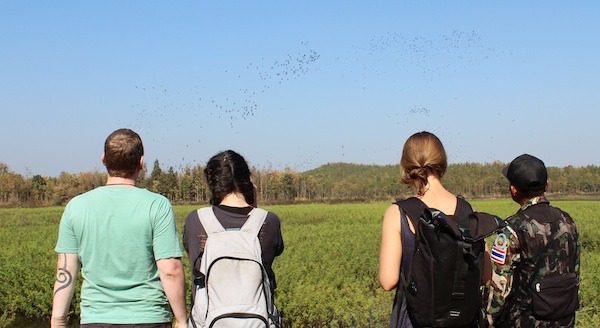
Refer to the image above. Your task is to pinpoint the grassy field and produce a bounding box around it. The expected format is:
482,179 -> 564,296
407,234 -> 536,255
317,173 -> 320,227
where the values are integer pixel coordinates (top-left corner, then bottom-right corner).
0,199 -> 598,327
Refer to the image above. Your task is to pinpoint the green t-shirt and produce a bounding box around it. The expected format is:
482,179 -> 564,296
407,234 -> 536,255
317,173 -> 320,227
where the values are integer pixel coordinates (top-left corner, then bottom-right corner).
55,186 -> 183,324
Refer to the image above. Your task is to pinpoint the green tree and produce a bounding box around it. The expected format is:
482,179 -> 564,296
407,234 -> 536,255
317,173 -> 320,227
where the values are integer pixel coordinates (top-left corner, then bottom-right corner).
137,162 -> 149,188
149,160 -> 164,194
0,171 -> 25,204
160,166 -> 179,201
31,174 -> 47,204
51,172 -> 79,205
281,168 -> 297,201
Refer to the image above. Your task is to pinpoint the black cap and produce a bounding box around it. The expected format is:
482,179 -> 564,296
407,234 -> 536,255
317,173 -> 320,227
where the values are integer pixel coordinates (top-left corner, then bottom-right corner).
502,154 -> 547,194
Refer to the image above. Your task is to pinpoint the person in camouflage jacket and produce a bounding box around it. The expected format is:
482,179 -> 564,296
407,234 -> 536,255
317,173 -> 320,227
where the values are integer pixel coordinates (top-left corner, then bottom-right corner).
483,154 -> 580,327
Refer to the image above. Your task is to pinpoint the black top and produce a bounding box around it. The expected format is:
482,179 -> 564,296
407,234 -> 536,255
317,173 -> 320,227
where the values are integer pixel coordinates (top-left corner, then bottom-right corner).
182,205 -> 284,301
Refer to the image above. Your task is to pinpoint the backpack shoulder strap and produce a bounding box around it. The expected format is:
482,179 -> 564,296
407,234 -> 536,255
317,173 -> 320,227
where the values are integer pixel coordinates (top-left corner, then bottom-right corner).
396,197 -> 424,290
456,196 -> 473,216
455,197 -> 473,239
395,197 -> 427,227
240,208 -> 268,236
399,206 -> 416,290
197,207 -> 226,236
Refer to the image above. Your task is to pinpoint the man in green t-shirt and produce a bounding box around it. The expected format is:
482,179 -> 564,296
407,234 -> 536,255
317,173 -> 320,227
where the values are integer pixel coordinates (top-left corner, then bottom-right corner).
51,129 -> 187,328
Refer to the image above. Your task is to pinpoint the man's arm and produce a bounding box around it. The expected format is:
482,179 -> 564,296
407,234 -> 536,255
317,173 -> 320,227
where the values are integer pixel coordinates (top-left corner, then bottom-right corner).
483,225 -> 520,326
157,257 -> 187,328
51,253 -> 79,328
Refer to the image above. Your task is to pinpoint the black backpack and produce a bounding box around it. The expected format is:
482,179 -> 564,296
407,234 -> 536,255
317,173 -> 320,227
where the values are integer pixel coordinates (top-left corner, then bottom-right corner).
396,197 -> 505,327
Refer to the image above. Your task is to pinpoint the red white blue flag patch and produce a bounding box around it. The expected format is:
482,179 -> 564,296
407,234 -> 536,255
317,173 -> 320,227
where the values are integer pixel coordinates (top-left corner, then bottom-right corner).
491,246 -> 507,264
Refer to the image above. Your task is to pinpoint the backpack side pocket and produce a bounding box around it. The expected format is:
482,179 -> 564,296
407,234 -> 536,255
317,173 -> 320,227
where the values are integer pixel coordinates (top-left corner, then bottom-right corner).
190,285 -> 208,328
531,273 -> 579,319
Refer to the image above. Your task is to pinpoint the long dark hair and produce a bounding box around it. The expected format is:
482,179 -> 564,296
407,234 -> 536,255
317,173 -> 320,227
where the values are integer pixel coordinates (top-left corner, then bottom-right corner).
204,150 -> 255,206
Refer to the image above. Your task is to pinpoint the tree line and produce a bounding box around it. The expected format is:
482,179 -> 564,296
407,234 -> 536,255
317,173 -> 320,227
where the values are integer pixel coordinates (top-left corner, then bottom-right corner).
0,160 -> 599,207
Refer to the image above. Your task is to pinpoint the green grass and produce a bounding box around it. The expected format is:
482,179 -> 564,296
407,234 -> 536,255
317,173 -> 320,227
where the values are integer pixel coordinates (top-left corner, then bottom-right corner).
0,200 -> 598,327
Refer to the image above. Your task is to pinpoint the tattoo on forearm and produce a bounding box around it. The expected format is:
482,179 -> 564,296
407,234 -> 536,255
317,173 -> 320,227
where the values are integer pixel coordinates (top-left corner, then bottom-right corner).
54,253 -> 73,296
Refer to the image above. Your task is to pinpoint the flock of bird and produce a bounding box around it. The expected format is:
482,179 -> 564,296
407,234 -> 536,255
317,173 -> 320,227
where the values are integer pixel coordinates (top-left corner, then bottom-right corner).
127,31 -> 493,170
338,30 -> 493,87
130,42 -> 321,132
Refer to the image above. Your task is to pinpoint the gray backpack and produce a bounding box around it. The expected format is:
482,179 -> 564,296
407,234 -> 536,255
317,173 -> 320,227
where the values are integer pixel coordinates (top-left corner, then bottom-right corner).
189,207 -> 281,328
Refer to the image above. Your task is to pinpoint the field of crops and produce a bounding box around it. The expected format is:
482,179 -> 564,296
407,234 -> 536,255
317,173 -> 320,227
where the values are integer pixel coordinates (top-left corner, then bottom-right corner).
1,200 -> 599,327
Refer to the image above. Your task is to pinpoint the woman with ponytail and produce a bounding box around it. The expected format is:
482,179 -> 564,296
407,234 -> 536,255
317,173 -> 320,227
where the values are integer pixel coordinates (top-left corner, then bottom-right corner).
378,131 -> 476,327
182,150 -> 284,303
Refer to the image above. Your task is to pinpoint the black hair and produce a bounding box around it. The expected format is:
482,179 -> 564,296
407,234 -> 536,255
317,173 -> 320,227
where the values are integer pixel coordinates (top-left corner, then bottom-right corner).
519,185 -> 546,198
204,150 -> 255,206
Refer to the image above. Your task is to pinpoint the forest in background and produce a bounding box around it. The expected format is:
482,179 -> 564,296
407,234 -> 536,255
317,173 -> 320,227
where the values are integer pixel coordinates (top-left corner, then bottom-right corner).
0,160 -> 599,207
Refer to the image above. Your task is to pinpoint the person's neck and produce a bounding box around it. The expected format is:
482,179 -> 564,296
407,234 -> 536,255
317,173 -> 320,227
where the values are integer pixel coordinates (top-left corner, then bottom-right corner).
418,176 -> 447,197
418,175 -> 457,213
219,192 -> 249,207
105,176 -> 137,187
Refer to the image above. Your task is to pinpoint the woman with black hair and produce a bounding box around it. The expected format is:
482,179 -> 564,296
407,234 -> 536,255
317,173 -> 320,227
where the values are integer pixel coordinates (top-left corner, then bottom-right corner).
182,150 -> 284,303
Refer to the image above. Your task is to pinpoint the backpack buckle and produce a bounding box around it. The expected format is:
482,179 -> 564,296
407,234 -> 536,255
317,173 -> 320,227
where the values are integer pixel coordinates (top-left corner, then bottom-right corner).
408,282 -> 418,296
193,272 -> 206,288
452,292 -> 465,300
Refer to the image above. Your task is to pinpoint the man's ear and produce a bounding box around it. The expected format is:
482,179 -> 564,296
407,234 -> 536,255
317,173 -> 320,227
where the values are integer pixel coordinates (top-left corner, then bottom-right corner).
139,155 -> 144,170
510,185 -> 519,197
101,153 -> 106,166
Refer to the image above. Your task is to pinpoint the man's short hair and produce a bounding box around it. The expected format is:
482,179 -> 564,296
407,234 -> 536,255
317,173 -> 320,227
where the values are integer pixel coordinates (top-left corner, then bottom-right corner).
104,129 -> 144,178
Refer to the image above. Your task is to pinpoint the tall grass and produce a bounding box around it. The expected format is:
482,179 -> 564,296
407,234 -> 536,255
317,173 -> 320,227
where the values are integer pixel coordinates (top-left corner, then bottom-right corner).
0,200 -> 598,327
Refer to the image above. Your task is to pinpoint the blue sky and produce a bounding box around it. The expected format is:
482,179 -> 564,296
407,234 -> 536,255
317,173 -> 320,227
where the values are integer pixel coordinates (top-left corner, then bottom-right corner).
1,1 -> 598,177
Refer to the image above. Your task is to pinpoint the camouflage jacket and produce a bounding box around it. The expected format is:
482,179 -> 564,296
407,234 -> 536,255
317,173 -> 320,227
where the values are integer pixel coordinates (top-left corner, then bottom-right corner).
483,196 -> 580,327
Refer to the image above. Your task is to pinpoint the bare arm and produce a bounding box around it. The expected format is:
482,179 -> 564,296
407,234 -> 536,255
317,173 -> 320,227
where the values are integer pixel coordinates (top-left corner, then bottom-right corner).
483,243 -> 492,285
51,253 -> 79,328
157,257 -> 187,327
378,205 -> 402,291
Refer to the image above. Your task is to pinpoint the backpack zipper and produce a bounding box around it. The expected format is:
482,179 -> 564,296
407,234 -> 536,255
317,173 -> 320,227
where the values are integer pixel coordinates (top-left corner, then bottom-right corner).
208,312 -> 269,328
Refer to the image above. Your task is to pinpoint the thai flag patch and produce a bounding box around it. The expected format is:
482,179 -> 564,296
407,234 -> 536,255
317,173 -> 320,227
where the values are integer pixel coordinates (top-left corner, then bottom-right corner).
491,246 -> 507,265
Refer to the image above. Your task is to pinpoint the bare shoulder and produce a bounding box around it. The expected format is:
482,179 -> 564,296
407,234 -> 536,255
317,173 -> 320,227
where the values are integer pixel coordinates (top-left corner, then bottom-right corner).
384,203 -> 400,217
383,204 -> 401,229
